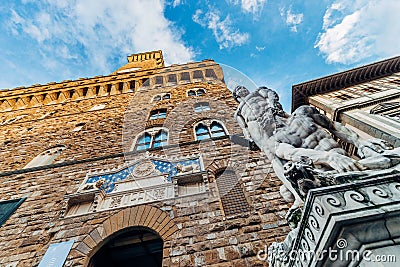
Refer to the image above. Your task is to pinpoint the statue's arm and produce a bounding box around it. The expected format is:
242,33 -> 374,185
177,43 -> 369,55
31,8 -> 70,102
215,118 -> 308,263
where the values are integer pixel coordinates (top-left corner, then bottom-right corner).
311,110 -> 392,157
275,142 -> 364,172
329,121 -> 362,147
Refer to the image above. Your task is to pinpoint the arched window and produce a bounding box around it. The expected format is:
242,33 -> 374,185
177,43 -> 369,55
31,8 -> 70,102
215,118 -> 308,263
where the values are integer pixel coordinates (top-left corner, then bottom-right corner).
194,120 -> 227,141
152,93 -> 171,102
73,122 -> 86,132
197,89 -> 206,96
135,133 -> 151,151
187,90 -> 196,96
153,130 -> 168,148
210,122 -> 225,137
89,104 -> 106,111
195,124 -> 210,140
134,129 -> 169,151
187,88 -> 206,97
149,109 -> 167,120
194,102 -> 210,112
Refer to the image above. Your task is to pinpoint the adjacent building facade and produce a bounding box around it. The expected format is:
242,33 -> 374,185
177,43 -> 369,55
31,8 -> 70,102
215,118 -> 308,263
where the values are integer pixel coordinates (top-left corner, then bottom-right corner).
292,56 -> 400,149
284,56 -> 400,267
0,51 -> 289,266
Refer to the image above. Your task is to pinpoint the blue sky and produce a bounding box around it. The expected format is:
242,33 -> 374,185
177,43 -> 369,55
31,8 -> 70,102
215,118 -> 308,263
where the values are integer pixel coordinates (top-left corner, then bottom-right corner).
1,0 -> 399,111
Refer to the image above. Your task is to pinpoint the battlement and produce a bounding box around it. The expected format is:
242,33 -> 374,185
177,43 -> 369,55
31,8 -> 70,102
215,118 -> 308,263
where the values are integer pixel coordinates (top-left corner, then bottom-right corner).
115,50 -> 165,74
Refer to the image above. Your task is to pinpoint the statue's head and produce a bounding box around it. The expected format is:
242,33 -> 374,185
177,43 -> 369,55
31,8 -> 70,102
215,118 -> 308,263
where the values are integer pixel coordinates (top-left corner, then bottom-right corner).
233,85 -> 250,102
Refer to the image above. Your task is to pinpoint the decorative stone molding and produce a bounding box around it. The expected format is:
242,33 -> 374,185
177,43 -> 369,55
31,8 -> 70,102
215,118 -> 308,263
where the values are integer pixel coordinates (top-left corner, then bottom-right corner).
64,156 -> 207,217
72,205 -> 179,266
268,169 -> 400,267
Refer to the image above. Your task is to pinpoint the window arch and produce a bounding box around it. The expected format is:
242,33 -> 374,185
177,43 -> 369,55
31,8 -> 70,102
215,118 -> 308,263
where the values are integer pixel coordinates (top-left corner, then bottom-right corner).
89,227 -> 163,267
149,109 -> 167,120
133,128 -> 169,151
197,89 -> 206,96
153,95 -> 162,102
152,93 -> 171,102
187,88 -> 206,97
194,120 -> 227,141
210,121 -> 226,137
135,133 -> 152,151
153,130 -> 168,148
195,124 -> 210,140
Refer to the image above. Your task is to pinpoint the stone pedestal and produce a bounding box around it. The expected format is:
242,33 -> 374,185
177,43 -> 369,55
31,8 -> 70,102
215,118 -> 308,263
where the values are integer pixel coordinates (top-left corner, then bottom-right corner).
269,170 -> 400,267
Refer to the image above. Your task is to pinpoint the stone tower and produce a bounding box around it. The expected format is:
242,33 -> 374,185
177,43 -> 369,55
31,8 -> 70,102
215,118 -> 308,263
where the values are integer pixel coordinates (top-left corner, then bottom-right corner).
0,51 -> 289,266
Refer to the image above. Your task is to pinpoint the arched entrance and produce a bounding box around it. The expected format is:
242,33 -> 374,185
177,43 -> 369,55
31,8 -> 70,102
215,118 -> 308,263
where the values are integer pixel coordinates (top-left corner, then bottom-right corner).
89,227 -> 163,267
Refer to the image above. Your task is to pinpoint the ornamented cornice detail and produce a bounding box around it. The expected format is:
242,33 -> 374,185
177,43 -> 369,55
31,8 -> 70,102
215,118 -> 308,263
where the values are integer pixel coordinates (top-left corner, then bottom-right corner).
292,56 -> 400,111
0,60 -> 222,113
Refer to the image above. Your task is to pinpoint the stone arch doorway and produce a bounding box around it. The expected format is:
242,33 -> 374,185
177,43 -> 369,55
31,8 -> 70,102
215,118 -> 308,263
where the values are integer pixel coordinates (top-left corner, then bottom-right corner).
88,226 -> 163,267
76,205 -> 179,267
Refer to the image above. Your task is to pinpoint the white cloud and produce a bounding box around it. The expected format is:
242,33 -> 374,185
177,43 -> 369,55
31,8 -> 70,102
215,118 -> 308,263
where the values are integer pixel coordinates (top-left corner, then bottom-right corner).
315,0 -> 400,64
192,9 -> 249,49
255,46 -> 265,51
280,6 -> 303,32
172,0 -> 182,7
229,0 -> 266,17
241,0 -> 266,15
7,0 -> 194,73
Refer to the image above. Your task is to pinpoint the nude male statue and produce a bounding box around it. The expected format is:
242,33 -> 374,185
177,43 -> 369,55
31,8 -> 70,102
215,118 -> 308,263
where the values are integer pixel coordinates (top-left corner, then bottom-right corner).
233,86 -> 400,207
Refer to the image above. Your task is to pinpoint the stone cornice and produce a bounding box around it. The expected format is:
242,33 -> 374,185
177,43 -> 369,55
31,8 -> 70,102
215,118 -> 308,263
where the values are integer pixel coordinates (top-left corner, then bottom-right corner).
292,56 -> 400,112
0,60 -> 221,113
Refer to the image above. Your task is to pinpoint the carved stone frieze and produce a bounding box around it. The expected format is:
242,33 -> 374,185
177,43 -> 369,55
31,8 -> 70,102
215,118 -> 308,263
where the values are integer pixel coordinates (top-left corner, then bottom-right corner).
133,160 -> 156,177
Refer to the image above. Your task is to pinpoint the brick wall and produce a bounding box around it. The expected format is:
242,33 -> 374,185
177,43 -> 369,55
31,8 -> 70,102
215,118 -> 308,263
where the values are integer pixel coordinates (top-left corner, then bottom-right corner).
0,61 -> 289,266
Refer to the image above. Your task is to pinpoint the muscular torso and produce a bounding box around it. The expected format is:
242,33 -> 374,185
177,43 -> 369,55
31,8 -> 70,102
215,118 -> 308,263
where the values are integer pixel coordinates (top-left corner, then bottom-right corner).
274,116 -> 341,151
238,97 -> 343,153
